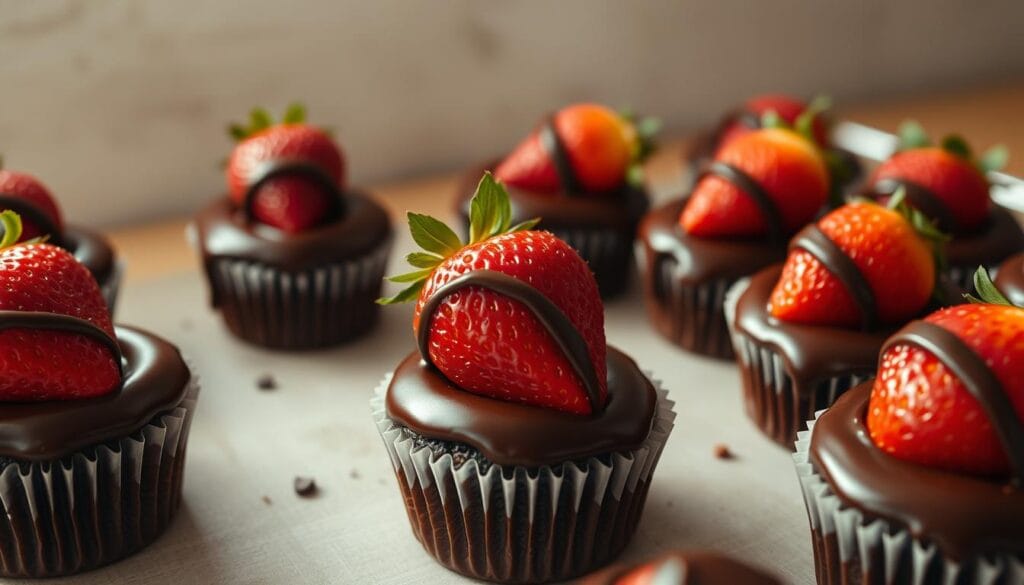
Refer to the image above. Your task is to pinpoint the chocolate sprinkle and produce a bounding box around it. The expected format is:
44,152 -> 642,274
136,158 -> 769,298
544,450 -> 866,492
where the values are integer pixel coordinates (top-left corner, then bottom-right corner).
293,476 -> 318,497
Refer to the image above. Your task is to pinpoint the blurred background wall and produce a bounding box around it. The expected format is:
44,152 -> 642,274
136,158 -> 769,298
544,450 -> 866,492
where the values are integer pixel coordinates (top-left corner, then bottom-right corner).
2,0 -> 1024,227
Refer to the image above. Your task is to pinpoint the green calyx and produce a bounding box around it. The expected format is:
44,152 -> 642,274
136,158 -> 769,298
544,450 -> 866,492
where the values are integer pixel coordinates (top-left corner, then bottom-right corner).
227,102 -> 308,142
884,187 -> 951,301
620,109 -> 661,187
897,120 -> 1008,174
0,211 -> 22,248
376,172 -> 539,305
965,266 -> 1018,307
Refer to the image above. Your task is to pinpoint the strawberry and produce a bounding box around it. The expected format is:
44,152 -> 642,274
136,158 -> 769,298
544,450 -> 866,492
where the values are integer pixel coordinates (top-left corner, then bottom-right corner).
715,94 -> 830,153
768,193 -> 943,328
225,103 -> 344,233
867,268 -> 1024,477
0,163 -> 64,242
680,126 -> 829,238
380,173 -> 607,415
494,103 -> 658,194
868,121 -> 1007,233
0,211 -> 120,401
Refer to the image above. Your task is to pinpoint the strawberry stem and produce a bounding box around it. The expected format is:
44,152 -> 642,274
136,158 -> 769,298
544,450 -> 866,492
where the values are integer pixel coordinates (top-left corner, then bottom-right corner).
965,266 -> 1018,307
0,210 -> 23,249
226,102 -> 311,143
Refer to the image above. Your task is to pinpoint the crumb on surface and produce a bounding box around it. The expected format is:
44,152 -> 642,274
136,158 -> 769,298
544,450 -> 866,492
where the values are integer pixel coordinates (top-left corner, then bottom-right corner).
261,495 -> 272,506
257,374 -> 278,391
349,469 -> 361,480
294,476 -> 318,497
713,443 -> 734,460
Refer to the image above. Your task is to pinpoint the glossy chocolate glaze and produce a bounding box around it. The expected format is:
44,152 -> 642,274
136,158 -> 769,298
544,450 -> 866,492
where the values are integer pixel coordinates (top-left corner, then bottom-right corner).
996,252 -> 1024,307
0,326 -> 191,461
811,383 -> 1024,560
242,159 -> 345,221
416,270 -> 603,412
581,551 -> 781,585
869,179 -> 957,233
790,224 -> 877,330
539,118 -> 582,194
385,347 -> 656,467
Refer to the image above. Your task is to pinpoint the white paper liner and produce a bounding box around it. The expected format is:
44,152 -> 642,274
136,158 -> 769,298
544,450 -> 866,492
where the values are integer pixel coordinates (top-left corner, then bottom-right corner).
371,371 -> 676,583
209,237 -> 392,349
725,279 -> 870,448
98,260 -> 125,315
794,414 -> 1024,585
551,226 -> 635,298
0,374 -> 199,578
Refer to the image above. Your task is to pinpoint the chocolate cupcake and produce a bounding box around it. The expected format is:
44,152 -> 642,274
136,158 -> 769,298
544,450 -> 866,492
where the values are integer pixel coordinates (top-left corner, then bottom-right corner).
375,175 -> 675,582
0,166 -> 121,311
795,279 -> 1024,584
863,121 -> 1024,290
0,214 -> 198,578
192,104 -> 392,349
579,550 -> 781,585
997,252 -> 1024,307
727,198 -> 949,447
454,103 -> 656,298
640,124 -> 831,359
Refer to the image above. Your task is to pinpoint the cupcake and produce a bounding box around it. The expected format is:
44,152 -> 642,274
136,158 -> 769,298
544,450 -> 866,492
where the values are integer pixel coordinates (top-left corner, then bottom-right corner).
728,195 -> 948,447
997,252 -> 1024,307
0,164 -> 121,311
795,269 -> 1024,584
453,103 -> 657,298
192,104 -> 392,349
863,121 -> 1024,290
0,212 -> 198,578
684,94 -> 861,194
640,120 -> 831,359
374,174 -> 675,583
579,550 -> 781,585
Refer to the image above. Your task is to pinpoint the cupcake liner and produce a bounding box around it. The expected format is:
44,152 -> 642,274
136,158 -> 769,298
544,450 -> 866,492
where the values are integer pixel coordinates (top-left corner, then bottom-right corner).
550,227 -> 636,298
724,279 -> 870,448
0,375 -> 200,578
371,372 -> 676,583
794,415 -> 1024,585
641,248 -> 736,359
98,260 -> 125,315
208,237 -> 391,349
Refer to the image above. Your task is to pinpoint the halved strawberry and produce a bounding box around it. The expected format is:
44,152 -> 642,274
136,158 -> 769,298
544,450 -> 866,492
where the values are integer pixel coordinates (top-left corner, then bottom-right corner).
380,173 -> 607,414
0,163 -> 64,241
225,103 -> 343,233
0,211 -> 120,401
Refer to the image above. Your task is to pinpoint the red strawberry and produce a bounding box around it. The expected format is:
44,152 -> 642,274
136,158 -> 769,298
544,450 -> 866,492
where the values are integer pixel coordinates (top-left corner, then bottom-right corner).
681,127 -> 829,238
869,122 -> 1006,233
768,197 -> 940,328
225,104 -> 344,233
494,103 -> 656,194
0,166 -> 64,241
0,212 -> 119,401
867,269 -> 1024,476
380,173 -> 607,415
716,94 -> 830,153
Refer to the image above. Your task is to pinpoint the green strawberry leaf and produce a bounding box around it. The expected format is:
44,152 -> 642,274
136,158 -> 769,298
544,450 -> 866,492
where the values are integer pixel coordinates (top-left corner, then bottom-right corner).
965,266 -> 1015,306
387,268 -> 434,283
227,103 -> 321,142
228,124 -> 249,141
0,210 -> 22,249
760,110 -> 784,130
979,145 -> 1009,174
898,120 -> 931,151
941,134 -> 972,159
249,108 -> 272,132
794,95 -> 832,142
406,252 -> 444,269
509,217 -> 541,232
377,280 -> 426,305
408,212 -> 462,256
469,173 -> 512,242
283,102 -> 307,124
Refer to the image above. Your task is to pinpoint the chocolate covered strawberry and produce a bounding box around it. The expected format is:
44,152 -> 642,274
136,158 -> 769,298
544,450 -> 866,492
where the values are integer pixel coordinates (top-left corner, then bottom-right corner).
715,94 -> 830,154
0,211 -> 120,401
381,173 -> 606,414
681,125 -> 829,238
867,268 -> 1024,477
768,192 -> 944,328
494,103 -> 657,195
0,162 -> 64,241
226,103 -> 344,233
869,121 -> 1007,233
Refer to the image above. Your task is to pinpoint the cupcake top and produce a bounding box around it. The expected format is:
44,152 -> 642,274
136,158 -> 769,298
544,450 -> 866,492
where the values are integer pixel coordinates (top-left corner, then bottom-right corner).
810,267 -> 1024,559
382,173 -> 657,466
0,212 -> 189,460
579,550 -> 781,585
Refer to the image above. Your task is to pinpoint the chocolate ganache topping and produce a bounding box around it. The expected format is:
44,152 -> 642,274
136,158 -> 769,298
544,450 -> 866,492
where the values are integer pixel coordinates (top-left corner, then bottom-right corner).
580,550 -> 781,585
996,253 -> 1024,307
0,326 -> 191,461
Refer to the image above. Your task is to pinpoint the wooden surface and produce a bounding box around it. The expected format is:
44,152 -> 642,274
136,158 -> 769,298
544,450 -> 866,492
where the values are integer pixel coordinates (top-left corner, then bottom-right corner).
108,82 -> 1024,284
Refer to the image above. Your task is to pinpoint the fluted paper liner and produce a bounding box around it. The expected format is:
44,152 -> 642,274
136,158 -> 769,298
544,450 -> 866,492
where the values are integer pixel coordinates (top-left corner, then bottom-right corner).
0,376 -> 199,578
371,372 -> 675,583
99,260 -> 125,315
794,414 -> 1024,585
551,227 -> 636,298
725,279 -> 869,448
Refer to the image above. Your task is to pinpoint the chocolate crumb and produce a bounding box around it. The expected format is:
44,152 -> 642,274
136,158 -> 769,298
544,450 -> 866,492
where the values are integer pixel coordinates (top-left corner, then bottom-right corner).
256,374 -> 278,391
713,444 -> 734,460
261,495 -> 272,506
294,476 -> 318,497
349,469 -> 361,480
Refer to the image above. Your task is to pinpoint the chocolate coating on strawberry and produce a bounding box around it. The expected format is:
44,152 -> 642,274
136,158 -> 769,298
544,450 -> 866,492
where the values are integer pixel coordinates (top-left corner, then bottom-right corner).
0,194 -> 64,247
0,311 -> 123,378
700,161 -> 784,243
242,158 -> 345,223
789,224 -> 877,330
538,117 -> 583,195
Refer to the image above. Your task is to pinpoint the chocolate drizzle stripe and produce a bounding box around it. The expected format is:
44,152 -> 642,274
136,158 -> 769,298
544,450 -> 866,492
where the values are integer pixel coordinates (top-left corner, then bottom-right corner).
415,269 -> 603,412
882,320 -> 1024,482
791,224 -> 878,331
872,178 -> 956,232
539,118 -> 583,195
701,161 -> 784,244
0,194 -> 64,247
243,158 -> 345,222
0,310 -> 124,378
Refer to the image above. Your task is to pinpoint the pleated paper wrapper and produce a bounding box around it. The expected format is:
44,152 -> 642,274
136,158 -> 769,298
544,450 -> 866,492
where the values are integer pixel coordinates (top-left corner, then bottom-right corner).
371,373 -> 676,583
0,376 -> 199,578
794,414 -> 1024,585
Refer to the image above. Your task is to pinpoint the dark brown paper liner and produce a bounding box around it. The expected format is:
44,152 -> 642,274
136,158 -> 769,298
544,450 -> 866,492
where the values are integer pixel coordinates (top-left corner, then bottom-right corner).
208,238 -> 391,349
550,227 -> 636,299
795,416 -> 1024,584
0,378 -> 199,578
371,374 -> 675,583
